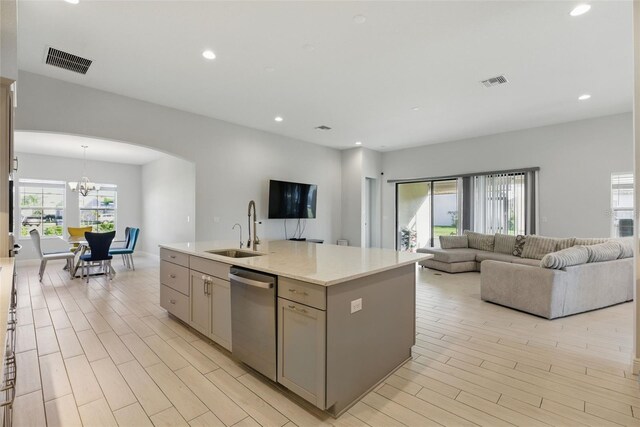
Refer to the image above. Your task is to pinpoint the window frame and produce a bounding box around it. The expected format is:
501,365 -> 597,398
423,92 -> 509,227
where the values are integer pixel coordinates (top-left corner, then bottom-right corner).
611,172 -> 634,238
17,178 -> 67,240
79,184 -> 118,233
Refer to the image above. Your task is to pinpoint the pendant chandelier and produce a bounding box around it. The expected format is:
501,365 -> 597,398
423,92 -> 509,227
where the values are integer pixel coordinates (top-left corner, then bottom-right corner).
68,145 -> 99,197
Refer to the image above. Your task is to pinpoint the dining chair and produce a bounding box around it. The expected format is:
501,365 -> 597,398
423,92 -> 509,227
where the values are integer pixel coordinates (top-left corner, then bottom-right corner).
67,226 -> 93,252
30,229 -> 76,281
109,228 -> 140,270
80,231 -> 116,282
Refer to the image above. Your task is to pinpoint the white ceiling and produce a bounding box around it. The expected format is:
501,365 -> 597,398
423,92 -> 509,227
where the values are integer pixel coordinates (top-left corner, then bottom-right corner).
17,1 -> 633,152
15,131 -> 165,165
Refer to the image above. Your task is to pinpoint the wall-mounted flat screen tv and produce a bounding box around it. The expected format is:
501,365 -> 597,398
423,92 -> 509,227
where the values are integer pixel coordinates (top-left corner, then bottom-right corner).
268,179 -> 317,219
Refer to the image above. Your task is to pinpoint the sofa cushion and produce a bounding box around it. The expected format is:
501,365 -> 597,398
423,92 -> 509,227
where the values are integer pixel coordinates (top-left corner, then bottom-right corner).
494,233 -> 517,255
512,235 -> 526,257
555,237 -> 576,251
540,246 -> 589,269
510,257 -> 543,267
439,235 -> 468,249
575,237 -> 609,246
612,238 -> 634,259
476,252 -> 519,263
416,248 -> 480,263
420,259 -> 478,273
585,242 -> 621,263
464,231 -> 495,251
521,235 -> 558,260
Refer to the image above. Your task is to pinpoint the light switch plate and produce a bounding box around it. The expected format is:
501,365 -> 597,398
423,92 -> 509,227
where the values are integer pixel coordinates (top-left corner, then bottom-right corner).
351,298 -> 362,314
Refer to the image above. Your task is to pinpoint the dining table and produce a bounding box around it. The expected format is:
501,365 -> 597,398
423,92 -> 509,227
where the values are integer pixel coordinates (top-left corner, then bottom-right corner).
60,235 -> 126,279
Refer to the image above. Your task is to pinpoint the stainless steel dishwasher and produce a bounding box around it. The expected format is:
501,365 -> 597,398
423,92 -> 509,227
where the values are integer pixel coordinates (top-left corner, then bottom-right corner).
229,267 -> 277,381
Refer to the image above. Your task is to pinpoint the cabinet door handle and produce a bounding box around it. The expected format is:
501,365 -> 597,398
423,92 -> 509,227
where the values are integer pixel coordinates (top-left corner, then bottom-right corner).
288,304 -> 308,314
288,288 -> 309,296
170,274 -> 176,279
170,255 -> 176,259
169,299 -> 176,304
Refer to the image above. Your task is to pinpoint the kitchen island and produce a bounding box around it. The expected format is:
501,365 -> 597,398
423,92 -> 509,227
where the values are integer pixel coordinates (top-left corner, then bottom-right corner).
158,240 -> 430,417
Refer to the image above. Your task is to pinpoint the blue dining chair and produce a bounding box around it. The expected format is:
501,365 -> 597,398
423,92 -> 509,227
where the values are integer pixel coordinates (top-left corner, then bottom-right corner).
110,228 -> 140,270
80,231 -> 116,282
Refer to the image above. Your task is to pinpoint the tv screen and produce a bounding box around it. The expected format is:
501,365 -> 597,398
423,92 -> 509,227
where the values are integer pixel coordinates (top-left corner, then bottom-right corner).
268,180 -> 317,219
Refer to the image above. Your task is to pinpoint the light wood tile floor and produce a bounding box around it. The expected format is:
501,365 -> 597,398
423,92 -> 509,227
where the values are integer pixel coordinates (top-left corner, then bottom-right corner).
10,255 -> 640,426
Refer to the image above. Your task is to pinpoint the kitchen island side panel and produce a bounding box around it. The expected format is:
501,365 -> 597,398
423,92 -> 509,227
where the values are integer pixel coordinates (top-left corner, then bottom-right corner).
325,264 -> 416,415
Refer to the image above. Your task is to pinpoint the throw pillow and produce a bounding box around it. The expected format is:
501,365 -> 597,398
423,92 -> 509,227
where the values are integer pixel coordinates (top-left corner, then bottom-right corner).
521,235 -> 559,260
464,230 -> 495,251
574,237 -> 609,246
585,242 -> 622,263
494,233 -> 517,255
612,237 -> 634,259
439,235 -> 468,249
540,246 -> 589,269
513,235 -> 526,257
555,237 -> 576,251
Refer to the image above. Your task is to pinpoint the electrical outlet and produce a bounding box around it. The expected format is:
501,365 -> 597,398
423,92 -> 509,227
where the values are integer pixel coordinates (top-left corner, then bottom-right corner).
213,216 -> 220,223
351,298 -> 362,314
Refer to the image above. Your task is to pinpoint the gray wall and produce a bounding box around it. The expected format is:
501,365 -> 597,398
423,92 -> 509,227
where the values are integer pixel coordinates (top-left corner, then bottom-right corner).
382,113 -> 633,248
14,152 -> 142,259
15,71 -> 342,247
141,156 -> 196,254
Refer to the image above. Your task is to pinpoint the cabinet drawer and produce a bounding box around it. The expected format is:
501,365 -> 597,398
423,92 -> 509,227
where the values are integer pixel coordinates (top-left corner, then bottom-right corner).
160,248 -> 189,267
190,256 -> 231,280
160,261 -> 189,295
160,285 -> 189,323
278,277 -> 326,310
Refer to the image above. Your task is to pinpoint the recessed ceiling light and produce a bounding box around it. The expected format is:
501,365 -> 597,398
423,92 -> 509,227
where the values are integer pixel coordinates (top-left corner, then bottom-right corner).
353,15 -> 367,24
570,4 -> 591,16
302,44 -> 315,52
64,0 -> 79,4
355,141 -> 362,146
412,106 -> 420,111
578,94 -> 591,101
274,116 -> 284,122
202,50 -> 216,60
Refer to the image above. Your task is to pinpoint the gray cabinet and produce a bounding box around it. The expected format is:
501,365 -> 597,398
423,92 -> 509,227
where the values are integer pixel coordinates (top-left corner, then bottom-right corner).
210,277 -> 231,351
189,272 -> 211,336
188,257 -> 232,351
277,297 -> 326,409
159,252 -> 190,324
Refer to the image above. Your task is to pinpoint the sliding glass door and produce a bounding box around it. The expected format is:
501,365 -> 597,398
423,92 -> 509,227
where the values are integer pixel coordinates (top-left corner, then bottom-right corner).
396,179 -> 459,251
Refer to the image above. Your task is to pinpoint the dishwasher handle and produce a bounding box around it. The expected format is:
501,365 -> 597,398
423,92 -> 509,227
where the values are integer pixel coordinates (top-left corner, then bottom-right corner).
229,273 -> 274,289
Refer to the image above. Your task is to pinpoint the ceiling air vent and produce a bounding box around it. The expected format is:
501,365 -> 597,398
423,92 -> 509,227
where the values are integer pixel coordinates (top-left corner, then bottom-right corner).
45,47 -> 93,74
315,125 -> 332,131
481,75 -> 508,88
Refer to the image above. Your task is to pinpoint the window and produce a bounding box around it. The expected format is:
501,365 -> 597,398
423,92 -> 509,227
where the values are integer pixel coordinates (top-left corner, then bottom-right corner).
611,173 -> 633,237
472,173 -> 527,236
79,184 -> 117,232
396,179 -> 460,251
394,168 -> 538,251
18,179 -> 66,238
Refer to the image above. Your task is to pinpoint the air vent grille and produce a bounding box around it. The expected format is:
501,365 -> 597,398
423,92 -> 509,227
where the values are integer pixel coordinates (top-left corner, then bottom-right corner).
481,75 -> 508,88
45,47 -> 92,74
315,125 -> 332,131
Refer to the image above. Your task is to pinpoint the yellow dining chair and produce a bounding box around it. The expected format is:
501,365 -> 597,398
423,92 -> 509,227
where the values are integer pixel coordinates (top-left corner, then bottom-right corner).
67,226 -> 93,252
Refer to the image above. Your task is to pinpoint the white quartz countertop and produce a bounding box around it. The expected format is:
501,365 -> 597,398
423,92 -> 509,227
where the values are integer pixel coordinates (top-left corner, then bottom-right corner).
158,240 -> 432,286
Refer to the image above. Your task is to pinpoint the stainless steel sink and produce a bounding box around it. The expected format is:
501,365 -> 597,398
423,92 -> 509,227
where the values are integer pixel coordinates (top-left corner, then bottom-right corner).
205,249 -> 263,258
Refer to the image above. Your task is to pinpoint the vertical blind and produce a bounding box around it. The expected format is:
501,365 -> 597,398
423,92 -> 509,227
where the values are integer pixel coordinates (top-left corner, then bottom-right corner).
469,170 -> 537,235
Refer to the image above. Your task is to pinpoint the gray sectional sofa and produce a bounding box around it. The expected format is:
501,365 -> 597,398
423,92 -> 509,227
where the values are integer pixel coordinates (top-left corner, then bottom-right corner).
417,232 -> 634,319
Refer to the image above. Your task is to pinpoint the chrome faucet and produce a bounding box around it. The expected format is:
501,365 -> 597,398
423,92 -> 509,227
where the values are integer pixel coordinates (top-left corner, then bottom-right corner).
247,200 -> 260,250
232,223 -> 243,248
